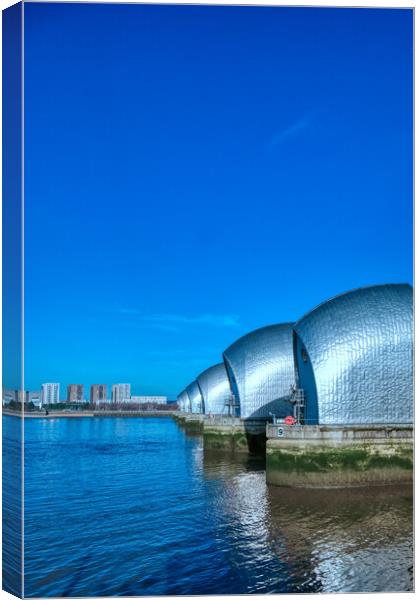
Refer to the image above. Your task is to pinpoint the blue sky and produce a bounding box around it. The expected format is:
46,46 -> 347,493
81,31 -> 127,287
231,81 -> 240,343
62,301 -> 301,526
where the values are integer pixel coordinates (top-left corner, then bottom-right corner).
23,4 -> 413,399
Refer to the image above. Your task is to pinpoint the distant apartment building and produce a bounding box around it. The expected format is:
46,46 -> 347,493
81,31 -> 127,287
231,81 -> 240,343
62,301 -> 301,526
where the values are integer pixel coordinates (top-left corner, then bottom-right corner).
90,384 -> 107,404
41,383 -> 60,405
111,384 -> 131,403
131,396 -> 167,405
3,388 -> 44,408
26,391 -> 42,408
67,384 -> 84,403
2,388 -> 18,405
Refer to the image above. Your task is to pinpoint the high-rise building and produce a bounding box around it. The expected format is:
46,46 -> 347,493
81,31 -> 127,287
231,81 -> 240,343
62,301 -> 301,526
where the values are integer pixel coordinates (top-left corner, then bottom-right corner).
111,383 -> 131,403
41,383 -> 60,405
67,384 -> 84,403
90,384 -> 107,404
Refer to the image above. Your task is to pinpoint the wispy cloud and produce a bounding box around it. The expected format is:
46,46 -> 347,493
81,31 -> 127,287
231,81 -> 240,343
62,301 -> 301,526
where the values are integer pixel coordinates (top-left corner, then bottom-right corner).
142,313 -> 240,327
139,323 -> 182,333
113,309 -> 240,330
114,308 -> 139,315
148,346 -> 221,358
269,117 -> 309,148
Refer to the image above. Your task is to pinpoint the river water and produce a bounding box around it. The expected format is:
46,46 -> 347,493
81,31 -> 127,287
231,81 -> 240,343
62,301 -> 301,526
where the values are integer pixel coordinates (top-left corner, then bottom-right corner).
4,415 -> 414,596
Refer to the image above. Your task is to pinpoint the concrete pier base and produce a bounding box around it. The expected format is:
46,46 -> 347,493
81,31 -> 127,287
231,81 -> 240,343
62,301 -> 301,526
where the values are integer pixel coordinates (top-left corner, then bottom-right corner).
183,414 -> 204,432
203,417 -> 267,454
173,412 -> 187,424
173,412 -> 204,432
266,424 -> 413,488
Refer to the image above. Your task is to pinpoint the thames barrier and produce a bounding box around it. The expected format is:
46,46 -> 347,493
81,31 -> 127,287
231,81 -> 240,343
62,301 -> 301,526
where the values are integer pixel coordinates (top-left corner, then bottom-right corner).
175,284 -> 413,487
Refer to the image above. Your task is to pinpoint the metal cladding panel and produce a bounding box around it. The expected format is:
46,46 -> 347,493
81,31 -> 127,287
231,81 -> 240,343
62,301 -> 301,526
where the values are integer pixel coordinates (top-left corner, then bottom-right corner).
196,363 -> 231,415
183,390 -> 191,412
186,381 -> 204,414
294,284 -> 413,425
176,393 -> 183,411
177,390 -> 190,412
223,324 -> 296,419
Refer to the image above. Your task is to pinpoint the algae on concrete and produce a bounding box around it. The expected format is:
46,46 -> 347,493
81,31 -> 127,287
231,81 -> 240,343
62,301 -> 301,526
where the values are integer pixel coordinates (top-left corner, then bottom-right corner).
203,425 -> 265,454
266,433 -> 413,488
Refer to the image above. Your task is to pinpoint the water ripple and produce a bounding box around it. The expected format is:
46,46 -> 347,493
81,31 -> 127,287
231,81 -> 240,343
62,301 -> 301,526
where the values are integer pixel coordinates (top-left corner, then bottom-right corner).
1,416 -> 411,596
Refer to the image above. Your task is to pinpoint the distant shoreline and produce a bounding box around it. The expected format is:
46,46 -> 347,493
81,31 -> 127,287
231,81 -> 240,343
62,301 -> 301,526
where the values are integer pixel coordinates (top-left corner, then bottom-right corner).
2,409 -> 176,419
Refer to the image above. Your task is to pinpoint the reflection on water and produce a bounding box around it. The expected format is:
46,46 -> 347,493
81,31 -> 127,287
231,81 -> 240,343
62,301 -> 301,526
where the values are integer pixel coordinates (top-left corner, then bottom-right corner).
202,452 -> 413,593
9,416 -> 413,596
267,484 -> 413,593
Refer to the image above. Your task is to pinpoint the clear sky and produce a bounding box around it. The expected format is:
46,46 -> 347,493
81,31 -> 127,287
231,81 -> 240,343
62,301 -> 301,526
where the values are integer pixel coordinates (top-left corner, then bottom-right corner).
23,3 -> 413,399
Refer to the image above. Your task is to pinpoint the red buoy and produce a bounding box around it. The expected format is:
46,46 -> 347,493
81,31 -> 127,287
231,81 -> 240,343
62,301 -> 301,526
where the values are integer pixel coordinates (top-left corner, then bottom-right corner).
284,415 -> 296,425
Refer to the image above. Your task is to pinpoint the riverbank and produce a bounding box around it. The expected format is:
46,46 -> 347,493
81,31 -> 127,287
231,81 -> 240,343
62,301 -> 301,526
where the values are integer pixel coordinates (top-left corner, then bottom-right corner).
2,409 -> 176,418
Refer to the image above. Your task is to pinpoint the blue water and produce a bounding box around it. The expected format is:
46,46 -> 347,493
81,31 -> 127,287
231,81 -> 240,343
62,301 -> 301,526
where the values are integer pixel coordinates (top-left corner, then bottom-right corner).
3,416 -> 414,596
2,415 -> 22,597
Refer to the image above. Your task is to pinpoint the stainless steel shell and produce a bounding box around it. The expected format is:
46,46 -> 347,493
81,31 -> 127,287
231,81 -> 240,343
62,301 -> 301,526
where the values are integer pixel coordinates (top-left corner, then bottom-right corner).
177,390 -> 190,412
176,394 -> 183,412
223,324 -> 296,420
182,390 -> 191,412
294,284 -> 413,425
196,363 -> 231,415
186,380 -> 204,414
